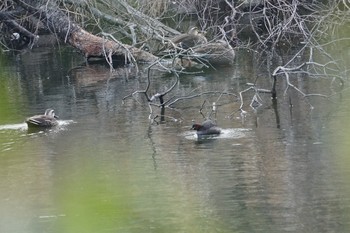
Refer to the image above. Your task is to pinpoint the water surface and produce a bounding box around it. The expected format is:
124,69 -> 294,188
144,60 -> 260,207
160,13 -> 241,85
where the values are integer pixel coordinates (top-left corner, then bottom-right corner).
0,44 -> 350,233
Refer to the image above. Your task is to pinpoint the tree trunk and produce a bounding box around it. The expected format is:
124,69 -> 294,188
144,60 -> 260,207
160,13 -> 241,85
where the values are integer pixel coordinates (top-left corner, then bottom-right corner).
13,0 -> 158,64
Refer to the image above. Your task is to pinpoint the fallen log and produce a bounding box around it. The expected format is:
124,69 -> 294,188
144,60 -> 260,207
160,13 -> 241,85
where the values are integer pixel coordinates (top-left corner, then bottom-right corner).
13,0 -> 158,64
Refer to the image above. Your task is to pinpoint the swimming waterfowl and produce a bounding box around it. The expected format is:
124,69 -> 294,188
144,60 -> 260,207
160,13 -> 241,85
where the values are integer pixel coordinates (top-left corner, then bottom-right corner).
191,119 -> 221,136
26,109 -> 59,128
170,27 -> 207,49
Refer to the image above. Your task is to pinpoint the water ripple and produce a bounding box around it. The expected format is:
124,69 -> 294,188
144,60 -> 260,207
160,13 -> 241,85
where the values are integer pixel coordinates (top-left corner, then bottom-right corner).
182,128 -> 251,140
0,120 -> 75,131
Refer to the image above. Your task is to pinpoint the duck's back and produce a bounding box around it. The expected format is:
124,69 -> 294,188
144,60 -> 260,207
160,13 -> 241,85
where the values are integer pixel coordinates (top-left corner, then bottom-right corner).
26,115 -> 58,128
197,120 -> 221,135
171,28 -> 207,49
201,120 -> 217,129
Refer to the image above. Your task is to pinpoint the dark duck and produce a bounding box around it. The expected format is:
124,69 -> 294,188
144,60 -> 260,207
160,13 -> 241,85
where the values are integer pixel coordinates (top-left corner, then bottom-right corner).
191,120 -> 221,136
26,109 -> 59,128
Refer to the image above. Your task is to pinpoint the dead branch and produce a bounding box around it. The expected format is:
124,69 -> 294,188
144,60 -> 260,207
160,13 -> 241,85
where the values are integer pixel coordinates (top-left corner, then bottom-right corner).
11,0 -> 158,64
64,0 -> 180,43
165,91 -> 237,108
0,11 -> 38,46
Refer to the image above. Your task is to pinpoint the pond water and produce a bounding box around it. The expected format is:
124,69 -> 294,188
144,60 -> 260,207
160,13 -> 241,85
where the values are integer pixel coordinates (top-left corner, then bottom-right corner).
0,43 -> 350,233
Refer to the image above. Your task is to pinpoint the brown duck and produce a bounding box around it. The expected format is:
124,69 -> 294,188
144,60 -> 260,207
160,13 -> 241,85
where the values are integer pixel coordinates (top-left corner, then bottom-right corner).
26,109 -> 59,128
170,27 -> 207,49
191,119 -> 221,136
191,40 -> 235,66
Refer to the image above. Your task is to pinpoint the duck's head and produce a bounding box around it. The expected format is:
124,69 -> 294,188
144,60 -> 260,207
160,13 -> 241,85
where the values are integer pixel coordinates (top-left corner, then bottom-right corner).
188,27 -> 199,35
44,109 -> 59,119
188,27 -> 207,37
191,123 -> 202,131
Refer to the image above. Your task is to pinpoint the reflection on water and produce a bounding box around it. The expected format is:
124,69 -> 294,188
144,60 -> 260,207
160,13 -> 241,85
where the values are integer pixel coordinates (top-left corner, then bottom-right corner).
0,46 -> 350,233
